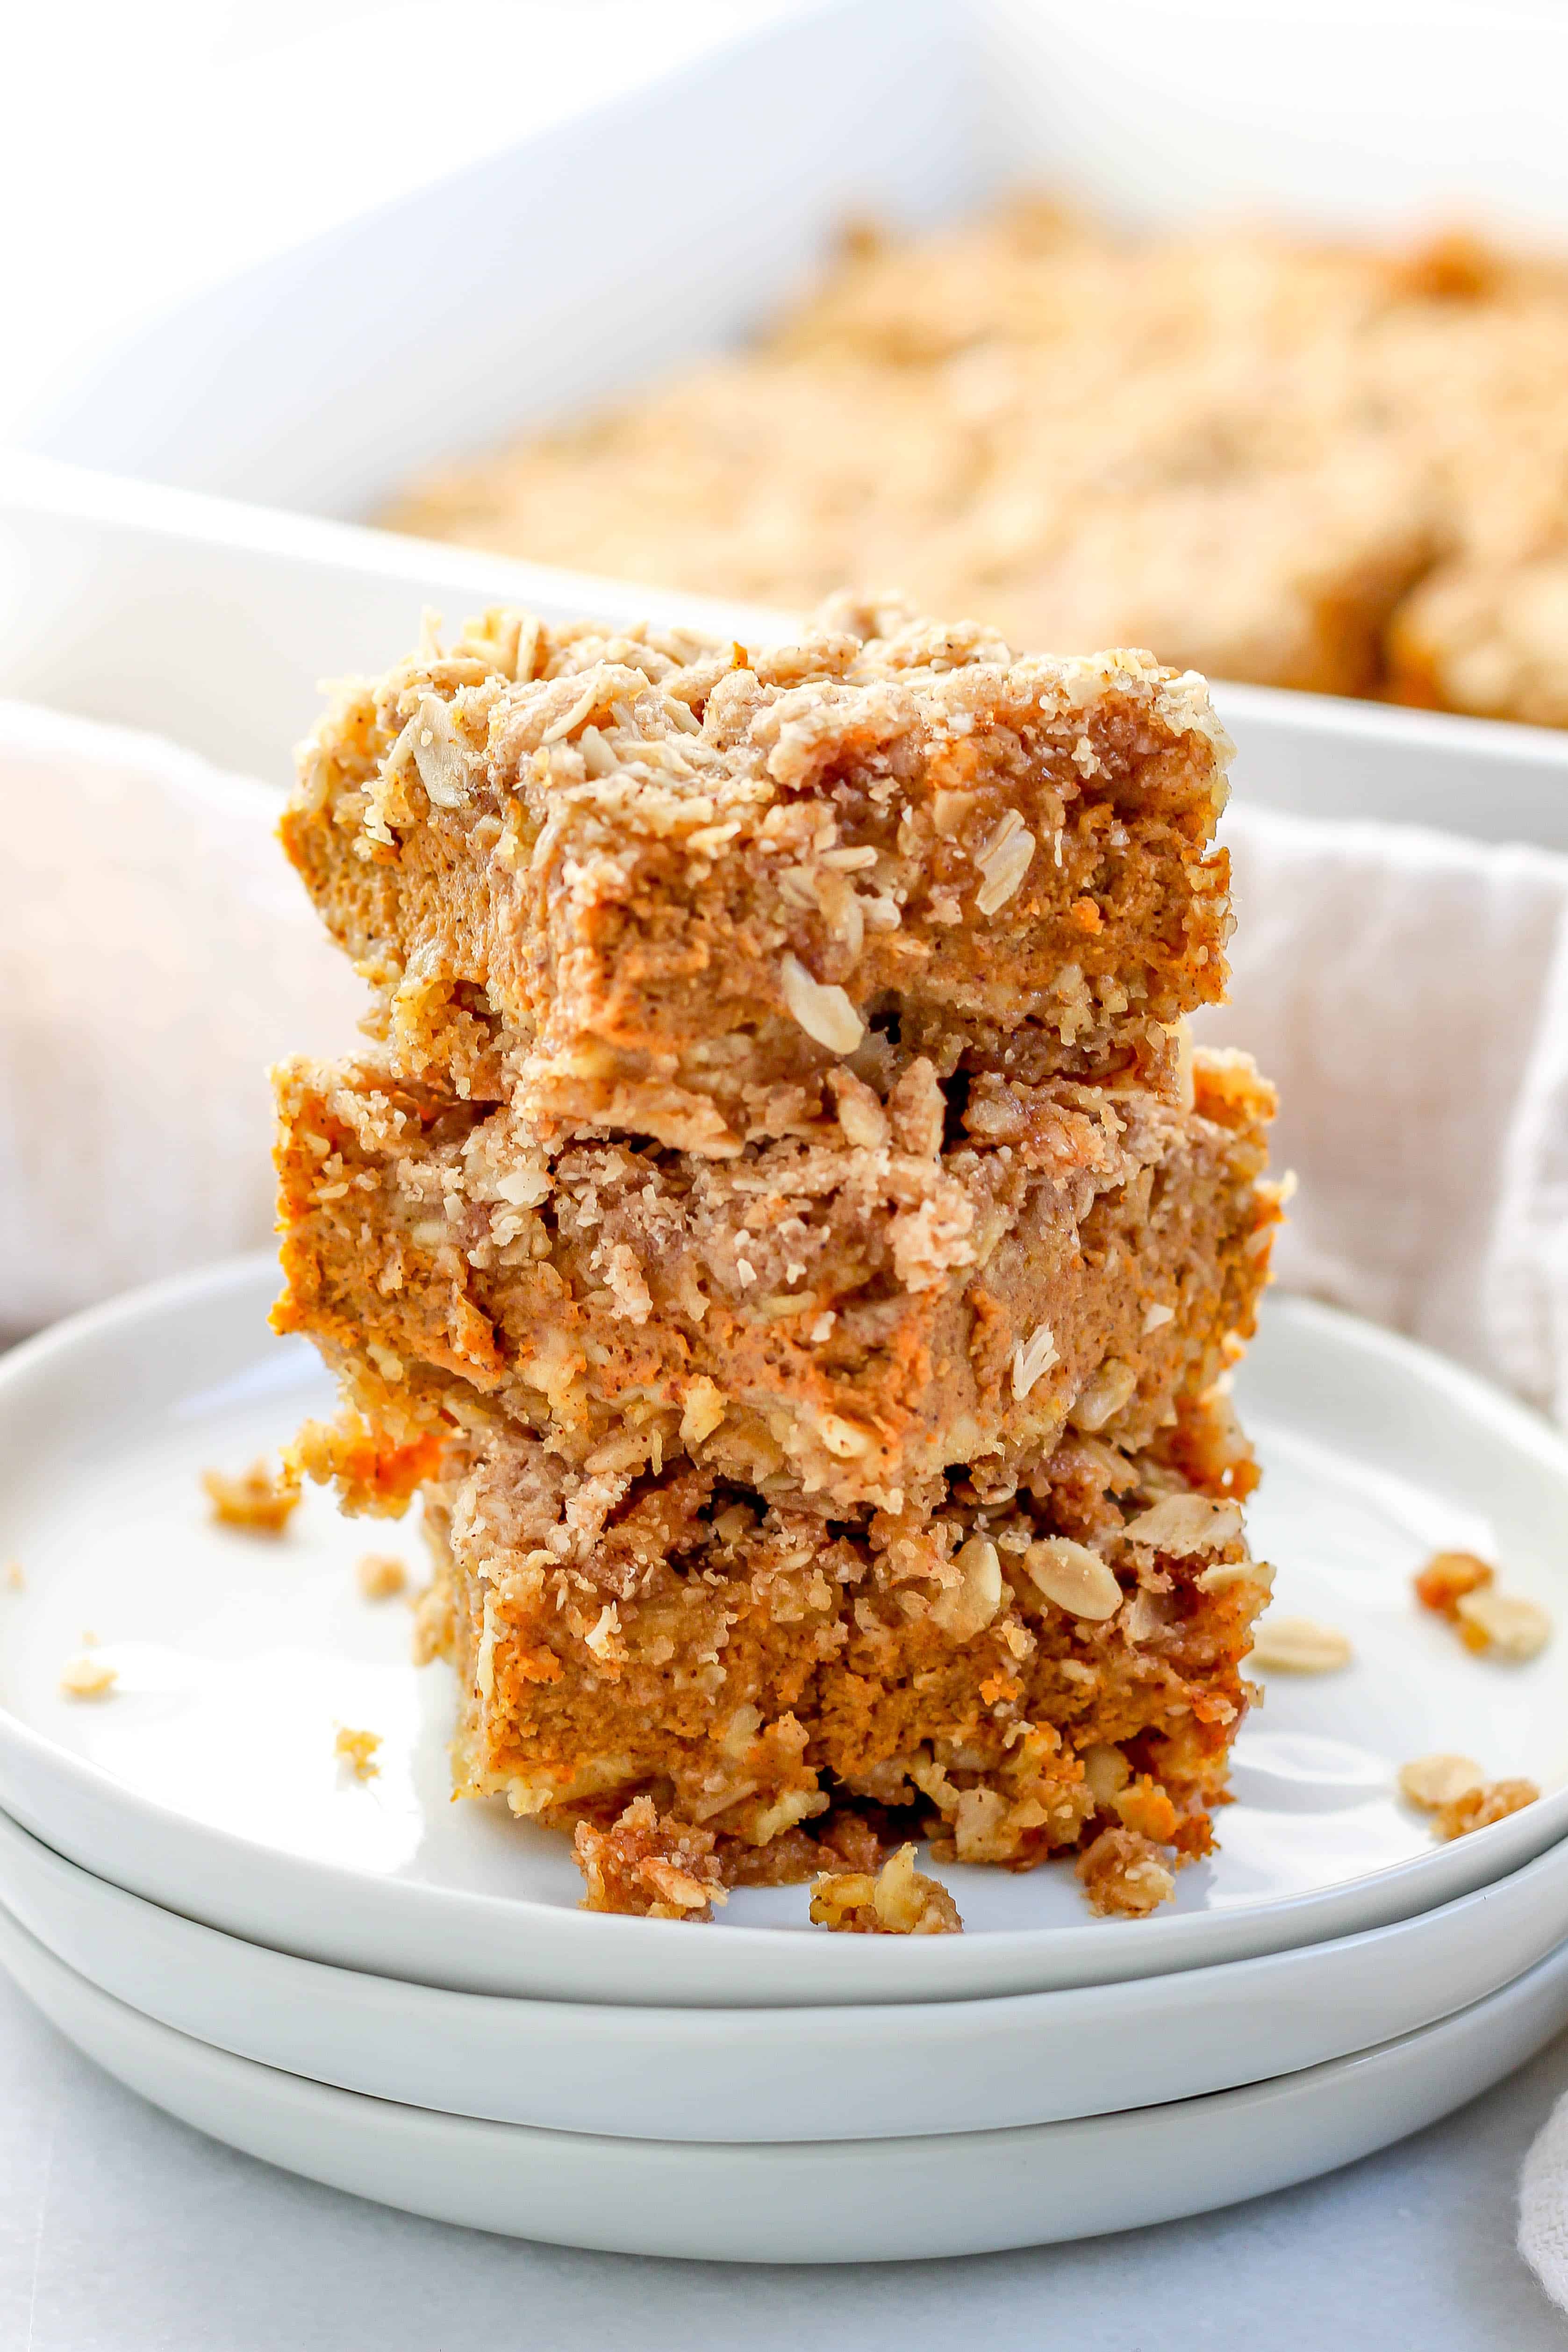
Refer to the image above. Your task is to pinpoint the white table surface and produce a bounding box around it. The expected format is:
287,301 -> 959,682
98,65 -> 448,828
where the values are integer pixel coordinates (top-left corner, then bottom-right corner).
1,1963 -> 1563,2350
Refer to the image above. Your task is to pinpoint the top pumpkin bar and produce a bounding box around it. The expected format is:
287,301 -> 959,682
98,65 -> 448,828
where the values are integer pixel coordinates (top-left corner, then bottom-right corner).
283,597 -> 1233,1154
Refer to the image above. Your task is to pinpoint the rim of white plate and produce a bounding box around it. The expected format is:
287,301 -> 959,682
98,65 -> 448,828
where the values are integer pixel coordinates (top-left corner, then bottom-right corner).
3,1795 -> 1568,2144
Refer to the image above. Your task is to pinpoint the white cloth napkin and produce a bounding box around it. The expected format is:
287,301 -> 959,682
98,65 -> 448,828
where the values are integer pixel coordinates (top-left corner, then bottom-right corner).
1203,801 -> 1568,1430
0,699 -> 361,1337
1203,803 -> 1568,2316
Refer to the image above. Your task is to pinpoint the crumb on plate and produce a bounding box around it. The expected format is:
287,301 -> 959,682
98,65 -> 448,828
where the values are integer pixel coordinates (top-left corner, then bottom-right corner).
1413,1548 -> 1494,1616
1434,1778 -> 1539,1841
1454,1587 -> 1552,1661
573,1794 -> 728,1921
809,1842 -> 962,1935
59,1652 -> 116,1700
354,1552 -> 407,1601
1398,1750 -> 1539,1840
5,1562 -> 23,1592
334,1725 -> 381,1780
202,1458 -> 301,1535
1413,1550 -> 1550,1659
1075,1825 -> 1177,1917
1397,1751 -> 1485,1809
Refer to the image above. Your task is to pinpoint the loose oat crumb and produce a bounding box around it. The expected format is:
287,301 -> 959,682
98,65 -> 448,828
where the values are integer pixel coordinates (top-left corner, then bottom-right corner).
59,1651 -> 117,1700
1398,1751 -> 1539,1839
1412,1549 -> 1551,1659
1248,1614 -> 1353,1673
1075,1826 -> 1176,1918
1398,1752 -> 1485,1810
809,1842 -> 963,1935
1454,1587 -> 1552,1661
4,1562 -> 23,1591
574,1794 -> 728,1920
202,1458 -> 301,1535
1434,1777 -> 1539,1841
354,1552 -> 407,1601
1413,1549 -> 1494,1617
334,1725 -> 382,1780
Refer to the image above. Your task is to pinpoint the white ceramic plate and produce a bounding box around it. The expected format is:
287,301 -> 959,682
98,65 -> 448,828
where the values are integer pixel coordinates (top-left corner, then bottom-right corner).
6,1806 -> 1568,2143
0,1258 -> 1566,2007
4,1900 -> 1567,2264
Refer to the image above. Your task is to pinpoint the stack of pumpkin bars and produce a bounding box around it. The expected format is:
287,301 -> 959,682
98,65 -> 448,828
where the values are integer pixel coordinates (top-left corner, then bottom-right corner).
272,593 -> 1284,1929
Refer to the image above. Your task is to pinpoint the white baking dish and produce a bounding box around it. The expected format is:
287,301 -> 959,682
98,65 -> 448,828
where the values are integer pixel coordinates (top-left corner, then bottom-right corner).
7,0 -> 1568,833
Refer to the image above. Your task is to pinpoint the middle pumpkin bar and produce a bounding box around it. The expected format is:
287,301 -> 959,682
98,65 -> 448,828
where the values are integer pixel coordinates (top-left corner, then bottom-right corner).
274,1044 -> 1277,1517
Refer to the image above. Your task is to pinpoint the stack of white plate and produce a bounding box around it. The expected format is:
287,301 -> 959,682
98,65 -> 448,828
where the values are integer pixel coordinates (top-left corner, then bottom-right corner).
0,1259 -> 1566,2264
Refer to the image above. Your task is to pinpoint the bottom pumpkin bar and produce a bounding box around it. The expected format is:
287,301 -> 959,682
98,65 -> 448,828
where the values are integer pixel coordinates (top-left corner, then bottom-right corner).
410,1383 -> 1271,1919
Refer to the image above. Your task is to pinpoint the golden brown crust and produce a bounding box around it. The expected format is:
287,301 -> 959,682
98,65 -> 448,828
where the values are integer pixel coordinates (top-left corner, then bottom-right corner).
282,601 -> 1233,1148
272,1044 -> 1280,1512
